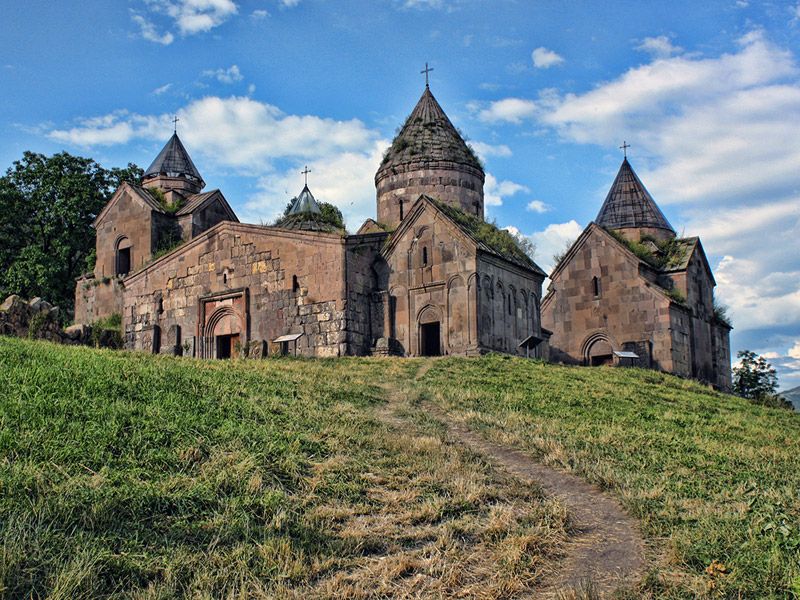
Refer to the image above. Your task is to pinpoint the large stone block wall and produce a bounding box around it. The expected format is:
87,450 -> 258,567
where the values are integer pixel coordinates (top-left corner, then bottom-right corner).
122,223 -> 349,358
543,227 -> 674,369
95,188 -> 155,279
74,275 -> 125,325
344,233 -> 388,355
376,162 -> 484,228
476,255 -> 544,357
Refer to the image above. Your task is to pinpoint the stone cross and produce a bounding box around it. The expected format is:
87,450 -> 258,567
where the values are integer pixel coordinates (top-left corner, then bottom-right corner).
421,62 -> 434,88
619,141 -> 631,158
301,166 -> 311,186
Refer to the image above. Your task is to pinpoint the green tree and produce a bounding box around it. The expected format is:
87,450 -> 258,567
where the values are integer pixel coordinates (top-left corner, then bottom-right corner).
732,350 -> 786,406
0,151 -> 142,316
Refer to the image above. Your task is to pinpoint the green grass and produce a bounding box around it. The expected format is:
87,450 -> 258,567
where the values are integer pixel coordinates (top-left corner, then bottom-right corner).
419,355 -> 800,598
0,338 -> 566,598
3,338 -> 798,598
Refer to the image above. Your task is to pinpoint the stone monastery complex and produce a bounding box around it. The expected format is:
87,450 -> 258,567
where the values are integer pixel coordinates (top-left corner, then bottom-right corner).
74,81 -> 731,389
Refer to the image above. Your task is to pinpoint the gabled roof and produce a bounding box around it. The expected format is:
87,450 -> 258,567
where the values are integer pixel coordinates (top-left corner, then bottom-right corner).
383,195 -> 546,276
144,133 -> 204,186
377,87 -> 483,177
174,189 -> 238,222
93,182 -> 166,226
596,158 -> 675,235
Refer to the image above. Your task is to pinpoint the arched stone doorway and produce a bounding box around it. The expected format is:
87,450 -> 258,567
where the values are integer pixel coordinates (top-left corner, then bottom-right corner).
418,305 -> 442,357
207,307 -> 242,359
585,335 -> 614,366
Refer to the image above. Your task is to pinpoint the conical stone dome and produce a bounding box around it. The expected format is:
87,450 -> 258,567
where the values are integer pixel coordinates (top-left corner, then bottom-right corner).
375,87 -> 485,228
596,158 -> 675,242
143,133 -> 205,197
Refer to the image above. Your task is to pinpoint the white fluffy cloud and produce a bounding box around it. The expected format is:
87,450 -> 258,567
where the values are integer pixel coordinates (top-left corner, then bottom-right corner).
526,200 -> 550,214
525,220 -> 583,274
131,14 -> 174,45
635,35 -> 683,58
203,65 -> 243,84
241,140 -> 387,229
469,141 -> 512,159
478,98 -> 538,123
135,0 -> 238,42
532,47 -> 564,69
485,30 -> 800,362
49,96 -> 377,171
48,96 -> 384,228
484,173 -> 529,208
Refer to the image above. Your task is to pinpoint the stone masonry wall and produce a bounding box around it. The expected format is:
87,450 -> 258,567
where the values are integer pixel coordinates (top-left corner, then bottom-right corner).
74,275 -> 125,325
122,223 -> 348,358
344,233 -> 388,356
383,204 -> 480,356
542,226 -> 675,370
95,186 -> 155,279
376,162 -> 484,229
477,255 -> 544,357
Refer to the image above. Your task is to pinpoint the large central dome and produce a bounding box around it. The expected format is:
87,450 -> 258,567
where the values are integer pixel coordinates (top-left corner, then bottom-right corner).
375,87 -> 485,228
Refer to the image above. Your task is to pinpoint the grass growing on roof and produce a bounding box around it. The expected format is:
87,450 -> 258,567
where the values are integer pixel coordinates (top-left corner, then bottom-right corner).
418,355 -> 800,599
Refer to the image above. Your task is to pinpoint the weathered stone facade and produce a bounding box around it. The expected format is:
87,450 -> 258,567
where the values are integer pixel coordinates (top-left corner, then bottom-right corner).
74,87 -> 547,359
542,159 -> 732,389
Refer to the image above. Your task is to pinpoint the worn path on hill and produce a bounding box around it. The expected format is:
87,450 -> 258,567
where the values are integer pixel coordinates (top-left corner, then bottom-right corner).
377,360 -> 646,599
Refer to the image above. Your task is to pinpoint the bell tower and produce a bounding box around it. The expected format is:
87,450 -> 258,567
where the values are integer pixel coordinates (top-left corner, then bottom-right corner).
142,126 -> 205,205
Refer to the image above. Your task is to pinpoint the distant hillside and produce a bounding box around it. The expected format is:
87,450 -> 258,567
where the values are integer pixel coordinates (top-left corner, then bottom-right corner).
781,385 -> 800,410
1,337 -> 798,598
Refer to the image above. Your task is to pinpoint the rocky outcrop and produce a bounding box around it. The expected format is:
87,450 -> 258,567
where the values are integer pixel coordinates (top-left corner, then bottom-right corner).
0,295 -> 64,342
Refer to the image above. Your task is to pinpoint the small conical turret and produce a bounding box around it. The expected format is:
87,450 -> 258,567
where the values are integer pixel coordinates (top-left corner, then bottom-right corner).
275,184 -> 341,233
143,133 -> 205,201
596,157 -> 675,242
375,85 -> 485,228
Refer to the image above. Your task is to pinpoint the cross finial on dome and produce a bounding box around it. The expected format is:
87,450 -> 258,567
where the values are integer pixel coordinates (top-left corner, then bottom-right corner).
619,140 -> 631,159
420,62 -> 434,88
172,115 -> 179,134
301,165 -> 311,186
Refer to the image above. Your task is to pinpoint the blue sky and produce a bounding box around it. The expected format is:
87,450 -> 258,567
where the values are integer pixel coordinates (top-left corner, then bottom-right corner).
2,0 -> 800,389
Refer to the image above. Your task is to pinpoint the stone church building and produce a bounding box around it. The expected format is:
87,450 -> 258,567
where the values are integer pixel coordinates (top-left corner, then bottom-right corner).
541,156 -> 732,389
75,85 -> 548,359
74,81 -> 730,387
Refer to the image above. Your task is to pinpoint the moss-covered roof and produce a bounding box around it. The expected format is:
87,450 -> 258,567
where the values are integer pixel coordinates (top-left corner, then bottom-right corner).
429,198 -> 545,275
606,228 -> 697,272
377,88 -> 482,176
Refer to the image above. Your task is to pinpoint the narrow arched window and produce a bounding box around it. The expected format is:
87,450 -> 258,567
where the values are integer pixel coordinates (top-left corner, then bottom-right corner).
508,294 -> 512,315
592,276 -> 601,298
115,237 -> 132,276
292,275 -> 299,292
422,246 -> 428,267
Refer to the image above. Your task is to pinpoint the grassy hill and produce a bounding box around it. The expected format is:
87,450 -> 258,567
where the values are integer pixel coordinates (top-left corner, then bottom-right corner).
1,337 -> 798,598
